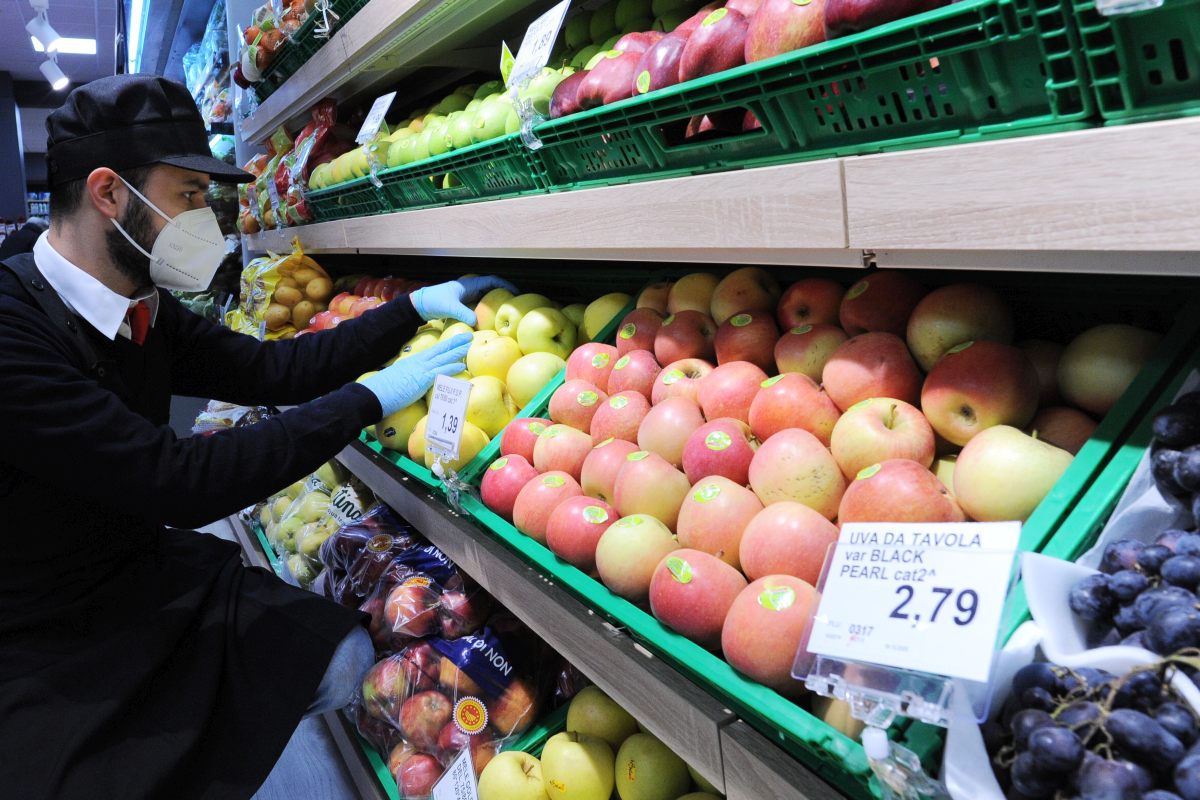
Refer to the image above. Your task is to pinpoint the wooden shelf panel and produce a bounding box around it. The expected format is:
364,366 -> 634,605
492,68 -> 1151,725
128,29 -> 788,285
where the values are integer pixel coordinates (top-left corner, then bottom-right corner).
721,721 -> 848,800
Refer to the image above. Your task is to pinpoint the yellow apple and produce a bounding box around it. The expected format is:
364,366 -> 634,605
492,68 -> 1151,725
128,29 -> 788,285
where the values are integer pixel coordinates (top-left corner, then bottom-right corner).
582,292 -> 631,341
516,307 -> 578,359
375,400 -> 427,451
507,352 -> 567,408
561,303 -> 586,327
1057,323 -> 1161,417
475,288 -> 516,331
467,376 -> 519,438
440,321 -> 476,341
541,732 -> 614,800
954,425 -> 1073,521
478,751 -> 549,800
496,293 -> 558,338
424,421 -> 490,472
399,327 -> 442,358
407,415 -> 429,462
468,331 -> 523,380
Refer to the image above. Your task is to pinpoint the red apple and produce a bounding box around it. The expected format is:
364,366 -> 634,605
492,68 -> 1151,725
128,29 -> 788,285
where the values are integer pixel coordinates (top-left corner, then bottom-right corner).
667,272 -> 720,314
676,1 -> 724,35
400,690 -> 453,751
362,657 -> 413,723
578,49 -> 643,109
1029,406 -> 1097,455
591,390 -> 652,444
825,0 -> 951,37
438,589 -> 491,639
632,32 -> 689,96
481,454 -> 540,522
567,342 -> 619,391
654,310 -> 717,364
546,495 -> 618,573
776,278 -> 845,329
713,311 -> 779,372
637,281 -> 673,314
615,30 -> 665,53
533,423 -> 595,479
739,501 -> 839,583
387,743 -> 418,783
613,450 -> 692,531
822,332 -> 923,413
677,476 -> 764,569
1019,339 -> 1065,407
501,417 -> 552,462
920,340 -> 1040,446
682,417 -> 759,485
399,753 -> 445,797
744,0 -> 826,62
838,459 -> 966,524
679,7 -> 750,84
595,514 -> 680,601
906,283 -> 1015,372
615,308 -> 665,356
638,396 -> 706,467
581,437 -> 640,502
721,576 -> 818,696
549,70 -> 588,119
709,267 -> 783,326
487,676 -> 540,736
651,358 -> 715,405
436,722 -> 498,774
774,323 -> 848,382
649,548 -> 748,649
829,397 -> 935,480
748,428 -> 845,519
698,360 -> 770,423
748,372 -> 841,446
838,271 -> 926,337
726,0 -> 764,14
608,349 -> 663,400
512,471 -> 584,544
385,580 -> 440,637
549,379 -> 608,434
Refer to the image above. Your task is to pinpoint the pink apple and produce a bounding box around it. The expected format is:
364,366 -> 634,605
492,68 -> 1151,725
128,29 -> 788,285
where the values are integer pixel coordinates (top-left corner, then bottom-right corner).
400,690 -> 453,750
480,454 -> 539,522
638,396 -> 706,467
654,310 -> 717,364
567,343 -> 619,392
651,358 -> 715,405
682,417 -> 759,485
698,360 -> 769,423
747,372 -> 840,446
667,272 -> 720,315
748,428 -> 845,520
838,459 -> 965,524
774,323 -> 848,382
713,311 -> 779,372
385,581 -> 440,637
615,308 -> 665,357
677,476 -> 764,569
920,340 -> 1040,446
399,753 -> 445,797
590,390 -> 652,444
739,501 -> 839,583
500,416 -> 552,463
649,548 -> 748,649
838,270 -> 926,336
608,349 -> 663,400
613,450 -> 691,531
822,332 -> 923,413
721,575 -> 818,696
595,514 -> 680,602
512,471 -> 583,544
829,397 -> 935,480
546,495 -> 618,573
533,423 -> 595,479
436,722 -> 497,774
580,437 -> 640,503
637,281 -> 673,314
549,379 -> 608,434
905,283 -> 1014,372
1019,339 -> 1065,407
710,267 -> 782,325
1029,406 -> 1097,455
776,278 -> 845,329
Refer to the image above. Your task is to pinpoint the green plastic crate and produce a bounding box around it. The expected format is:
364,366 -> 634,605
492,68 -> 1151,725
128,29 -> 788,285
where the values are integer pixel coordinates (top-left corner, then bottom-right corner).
256,0 -> 371,100
530,0 -> 1093,191
306,176 -> 390,222
1070,0 -> 1200,123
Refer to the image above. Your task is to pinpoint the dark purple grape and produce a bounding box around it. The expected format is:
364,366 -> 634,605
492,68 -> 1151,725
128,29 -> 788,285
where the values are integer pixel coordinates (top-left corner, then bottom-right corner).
1012,662 -> 1060,697
1012,708 -> 1057,750
1028,725 -> 1084,774
1059,701 -> 1104,746
1192,494 -> 1200,526
1105,707 -> 1186,771
1114,669 -> 1166,710
1102,539 -> 1148,574
1058,670 -> 1088,696
1075,755 -> 1153,798
982,718 -> 1007,753
1071,573 -> 1116,622
1113,603 -> 1144,635
1166,556 -> 1200,588
1158,702 -> 1200,746
1122,630 -> 1148,649
1146,791 -> 1185,800
1011,751 -> 1060,798
1020,686 -> 1057,712
1148,606 -> 1200,654
1155,407 -> 1200,449
1175,446 -> 1200,493
1109,569 -> 1150,602
1176,752 -> 1200,800
1178,531 -> 1200,557
1141,544 -> 1176,575
1135,586 -> 1198,627
1161,528 -> 1191,552
1088,626 -> 1122,648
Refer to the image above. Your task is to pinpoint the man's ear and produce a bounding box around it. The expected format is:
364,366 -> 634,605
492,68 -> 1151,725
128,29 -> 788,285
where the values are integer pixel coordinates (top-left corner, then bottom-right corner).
85,168 -> 125,220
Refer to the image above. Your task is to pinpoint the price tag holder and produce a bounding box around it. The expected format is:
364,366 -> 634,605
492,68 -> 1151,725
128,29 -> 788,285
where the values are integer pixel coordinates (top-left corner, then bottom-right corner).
355,91 -> 397,145
426,375 -> 473,464
507,0 -> 571,88
432,748 -> 479,800
500,41 -> 515,86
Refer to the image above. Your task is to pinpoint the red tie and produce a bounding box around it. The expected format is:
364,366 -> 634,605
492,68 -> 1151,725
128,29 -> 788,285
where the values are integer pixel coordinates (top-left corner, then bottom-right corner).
128,300 -> 151,345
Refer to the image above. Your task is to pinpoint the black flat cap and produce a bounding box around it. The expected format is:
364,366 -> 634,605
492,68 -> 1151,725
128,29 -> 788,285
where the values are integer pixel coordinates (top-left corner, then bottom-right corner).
46,74 -> 253,186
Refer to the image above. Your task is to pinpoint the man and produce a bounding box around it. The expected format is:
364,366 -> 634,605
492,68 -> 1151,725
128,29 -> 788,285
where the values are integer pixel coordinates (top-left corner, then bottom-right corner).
0,215 -> 49,259
0,75 -> 513,799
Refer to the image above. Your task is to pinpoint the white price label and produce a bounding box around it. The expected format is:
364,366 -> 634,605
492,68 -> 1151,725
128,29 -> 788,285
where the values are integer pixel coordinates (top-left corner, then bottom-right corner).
355,91 -> 397,144
507,0 -> 571,87
432,748 -> 478,800
806,521 -> 1019,684
426,375 -> 473,463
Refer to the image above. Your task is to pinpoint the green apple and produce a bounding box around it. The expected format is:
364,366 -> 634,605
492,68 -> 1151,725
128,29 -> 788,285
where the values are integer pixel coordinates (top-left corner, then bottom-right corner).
387,136 -> 417,168
615,0 -> 654,29
506,106 -> 521,135
541,731 -> 615,800
564,11 -> 592,49
478,751 -> 550,800
953,425 -> 1073,522
562,303 -> 586,327
476,287 -> 515,330
686,764 -> 720,795
427,118 -> 451,156
651,0 -> 691,16
566,686 -> 638,750
468,375 -> 519,438
314,461 -> 343,490
496,293 -> 557,338
440,321 -> 476,341
473,95 -> 513,144
450,110 -> 477,149
271,495 -> 293,521
621,17 -> 653,33
399,326 -> 442,358
475,79 -> 504,100
570,45 -> 601,70
520,67 -> 573,117
582,292 -> 632,341
507,352 -> 567,408
431,92 -> 470,115
613,733 -> 690,800
376,400 -> 427,452
589,3 -> 618,42
517,307 -> 578,360
295,491 -> 331,523
468,330 -> 524,380
601,34 -> 622,52
273,515 -> 303,552
286,554 -> 318,585
284,479 -> 306,499
298,524 -> 333,559
411,128 -> 433,162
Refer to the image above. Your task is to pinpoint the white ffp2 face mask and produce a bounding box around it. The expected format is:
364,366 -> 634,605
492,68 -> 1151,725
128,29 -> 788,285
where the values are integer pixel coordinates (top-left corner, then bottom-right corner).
110,176 -> 227,292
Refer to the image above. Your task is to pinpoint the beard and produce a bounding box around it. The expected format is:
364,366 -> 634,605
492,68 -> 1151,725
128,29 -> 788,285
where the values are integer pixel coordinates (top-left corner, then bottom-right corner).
104,196 -> 158,291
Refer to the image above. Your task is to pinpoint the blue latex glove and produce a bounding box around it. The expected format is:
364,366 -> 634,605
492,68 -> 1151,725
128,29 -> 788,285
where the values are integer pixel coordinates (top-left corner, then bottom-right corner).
409,275 -> 519,326
359,333 -> 472,417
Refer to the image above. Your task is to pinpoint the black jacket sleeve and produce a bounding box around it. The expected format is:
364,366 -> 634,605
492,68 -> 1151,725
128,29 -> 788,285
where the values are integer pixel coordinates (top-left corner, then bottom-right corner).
0,291 -> 386,529
162,292 -> 423,406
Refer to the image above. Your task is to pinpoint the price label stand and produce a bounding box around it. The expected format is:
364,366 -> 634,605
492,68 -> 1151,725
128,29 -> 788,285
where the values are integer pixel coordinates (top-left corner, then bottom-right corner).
425,375 -> 480,513
503,0 -> 571,151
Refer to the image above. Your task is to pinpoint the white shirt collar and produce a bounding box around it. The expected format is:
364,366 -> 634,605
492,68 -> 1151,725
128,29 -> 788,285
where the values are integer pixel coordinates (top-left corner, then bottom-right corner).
33,232 -> 159,341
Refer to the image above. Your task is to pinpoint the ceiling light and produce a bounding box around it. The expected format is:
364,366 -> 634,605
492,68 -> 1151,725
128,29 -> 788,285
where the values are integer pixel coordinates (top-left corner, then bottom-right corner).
40,59 -> 69,91
32,36 -> 95,55
26,14 -> 61,53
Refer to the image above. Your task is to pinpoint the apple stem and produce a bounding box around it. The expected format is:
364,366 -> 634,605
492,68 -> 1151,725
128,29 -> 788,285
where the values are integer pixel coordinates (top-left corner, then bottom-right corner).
885,404 -> 898,430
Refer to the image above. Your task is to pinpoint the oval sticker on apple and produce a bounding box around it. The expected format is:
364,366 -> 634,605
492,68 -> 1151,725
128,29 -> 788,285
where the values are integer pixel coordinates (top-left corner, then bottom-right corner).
761,375 -> 784,388
618,515 -> 643,528
705,431 -> 732,451
702,7 -> 727,26
694,483 -> 722,503
610,395 -> 629,409
542,474 -> 566,487
636,70 -> 651,94
662,369 -> 684,385
731,313 -> 753,327
846,280 -> 869,300
490,457 -> 509,471
578,391 -> 599,406
947,340 -> 975,355
619,323 -> 637,340
627,451 -> 650,461
790,324 -> 814,335
662,314 -> 676,326
759,585 -> 796,611
592,352 -> 612,368
667,556 -> 694,583
614,355 -> 631,369
594,437 -> 615,448
543,426 -> 562,438
857,463 -> 882,480
583,506 -> 610,524
529,422 -> 546,435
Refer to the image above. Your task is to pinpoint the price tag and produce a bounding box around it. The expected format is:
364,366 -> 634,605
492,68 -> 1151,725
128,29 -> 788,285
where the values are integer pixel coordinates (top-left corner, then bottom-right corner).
432,748 -> 479,800
355,91 -> 397,145
500,41 -> 515,86
806,522 -> 1019,684
265,179 -> 283,228
507,0 -> 571,87
426,375 -> 473,463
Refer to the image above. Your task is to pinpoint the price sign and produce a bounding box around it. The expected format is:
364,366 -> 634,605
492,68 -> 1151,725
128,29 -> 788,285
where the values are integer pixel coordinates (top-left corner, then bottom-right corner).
500,41 -> 515,86
355,91 -> 397,144
425,375 -> 473,463
432,748 -> 479,800
806,522 -> 1019,684
507,0 -> 571,87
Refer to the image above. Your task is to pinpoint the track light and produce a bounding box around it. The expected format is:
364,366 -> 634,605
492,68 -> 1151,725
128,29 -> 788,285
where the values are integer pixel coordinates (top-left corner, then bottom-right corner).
40,58 -> 68,91
26,13 -> 61,53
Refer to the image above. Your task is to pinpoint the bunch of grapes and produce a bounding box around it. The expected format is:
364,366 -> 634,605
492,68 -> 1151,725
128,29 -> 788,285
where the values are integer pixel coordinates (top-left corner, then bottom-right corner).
1151,393 -> 1200,515
987,660 -> 1200,799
